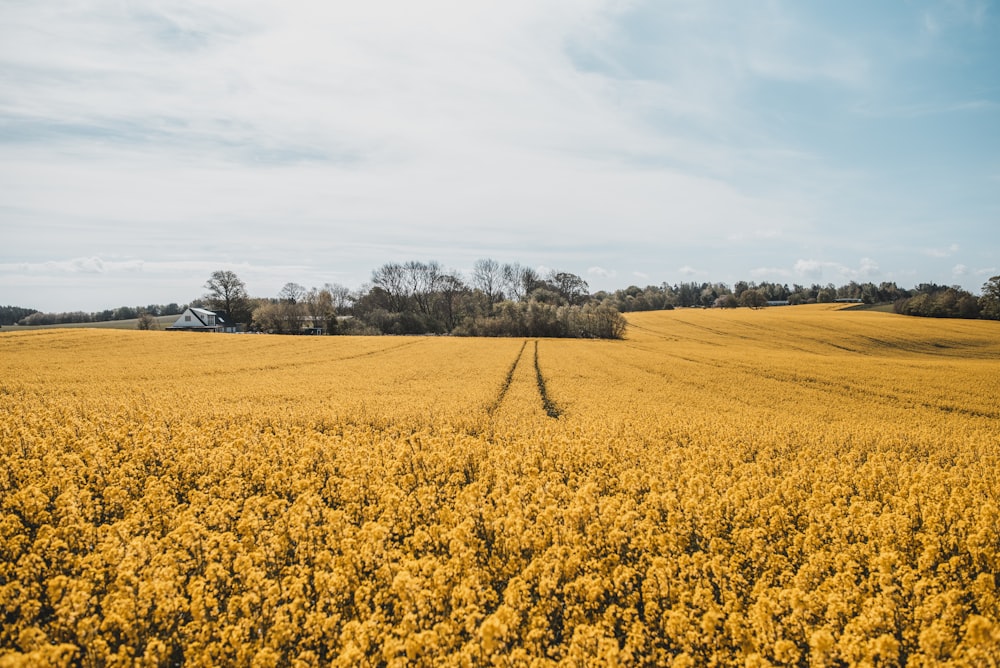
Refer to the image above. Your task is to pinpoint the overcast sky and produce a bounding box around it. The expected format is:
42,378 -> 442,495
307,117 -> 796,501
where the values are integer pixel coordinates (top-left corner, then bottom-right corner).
2,0 -> 998,312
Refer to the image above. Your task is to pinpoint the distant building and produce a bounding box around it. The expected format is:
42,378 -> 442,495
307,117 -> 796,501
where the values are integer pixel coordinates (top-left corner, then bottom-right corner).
834,298 -> 863,303
766,300 -> 790,307
168,307 -> 235,332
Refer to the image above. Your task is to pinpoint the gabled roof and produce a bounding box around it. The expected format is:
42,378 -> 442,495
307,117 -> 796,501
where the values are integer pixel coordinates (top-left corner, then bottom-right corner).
169,307 -> 229,329
189,307 -> 228,324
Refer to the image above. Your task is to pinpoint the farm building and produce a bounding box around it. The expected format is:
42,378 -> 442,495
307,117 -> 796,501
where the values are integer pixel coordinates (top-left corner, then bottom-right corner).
168,307 -> 236,333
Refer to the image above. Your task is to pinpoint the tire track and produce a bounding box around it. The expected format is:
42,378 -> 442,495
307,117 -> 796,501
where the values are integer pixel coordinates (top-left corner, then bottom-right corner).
487,341 -> 527,416
333,338 -> 426,362
534,341 -> 562,419
225,339 -> 427,374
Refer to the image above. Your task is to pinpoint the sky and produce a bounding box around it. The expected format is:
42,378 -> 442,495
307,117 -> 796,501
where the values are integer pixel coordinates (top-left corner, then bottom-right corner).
1,0 -> 998,312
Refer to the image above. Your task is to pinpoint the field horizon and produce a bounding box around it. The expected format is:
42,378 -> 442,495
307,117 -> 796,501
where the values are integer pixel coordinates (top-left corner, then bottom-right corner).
2,314 -> 179,331
2,305 -> 998,665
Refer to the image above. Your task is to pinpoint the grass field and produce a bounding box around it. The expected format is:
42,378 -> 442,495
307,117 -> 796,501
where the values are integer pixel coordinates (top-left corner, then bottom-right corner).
1,305 -> 998,665
3,314 -> 179,331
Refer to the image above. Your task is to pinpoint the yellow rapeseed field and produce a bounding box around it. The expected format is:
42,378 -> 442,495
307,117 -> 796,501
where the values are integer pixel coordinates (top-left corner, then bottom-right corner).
1,304 -> 998,666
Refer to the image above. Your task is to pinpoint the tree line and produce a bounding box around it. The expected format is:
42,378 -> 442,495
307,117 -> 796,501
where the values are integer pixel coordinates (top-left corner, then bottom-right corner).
2,303 -> 185,327
203,267 -> 999,337
598,277 -> 1000,320
603,280 -> 931,310
892,284 -> 991,319
200,261 -> 625,339
6,272 -> 999,333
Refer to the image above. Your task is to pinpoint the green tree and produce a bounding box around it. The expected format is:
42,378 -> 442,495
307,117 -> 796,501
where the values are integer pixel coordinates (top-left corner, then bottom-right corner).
740,290 -> 767,309
957,294 -> 981,319
715,294 -> 739,309
1,306 -> 40,325
980,276 -> 1000,320
547,271 -> 590,306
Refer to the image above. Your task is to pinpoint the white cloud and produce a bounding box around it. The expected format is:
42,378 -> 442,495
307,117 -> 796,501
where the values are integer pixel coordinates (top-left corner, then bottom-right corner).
750,266 -> 792,278
0,257 -> 144,274
793,258 -> 879,281
0,255 -> 336,311
924,244 -> 960,258
793,259 -> 827,278
71,257 -> 105,274
858,257 -> 879,277
0,0 -> 815,276
1,1 -> 996,308
952,264 -> 968,276
588,266 -> 617,279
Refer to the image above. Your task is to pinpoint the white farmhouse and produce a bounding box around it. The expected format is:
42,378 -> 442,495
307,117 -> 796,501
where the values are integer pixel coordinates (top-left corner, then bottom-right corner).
168,307 -> 235,332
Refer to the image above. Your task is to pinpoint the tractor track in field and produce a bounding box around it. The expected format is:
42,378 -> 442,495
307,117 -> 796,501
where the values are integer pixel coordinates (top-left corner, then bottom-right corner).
225,339 -> 427,374
533,341 -> 562,419
487,340 -> 562,419
615,345 -> 1000,421
332,338 -> 427,362
487,341 -> 527,416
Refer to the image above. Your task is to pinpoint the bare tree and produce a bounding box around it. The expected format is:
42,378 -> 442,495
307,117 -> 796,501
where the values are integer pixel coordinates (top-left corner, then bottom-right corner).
501,263 -> 542,302
252,301 -> 301,334
305,287 -> 336,323
323,283 -> 354,313
279,282 -> 306,304
473,258 -> 504,309
371,263 -> 408,312
403,261 -> 445,315
136,310 -> 158,330
435,272 -> 467,332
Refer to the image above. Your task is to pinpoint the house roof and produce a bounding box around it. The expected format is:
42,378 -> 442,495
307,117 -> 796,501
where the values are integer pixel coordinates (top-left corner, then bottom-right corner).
169,307 -> 229,329
190,307 -> 229,321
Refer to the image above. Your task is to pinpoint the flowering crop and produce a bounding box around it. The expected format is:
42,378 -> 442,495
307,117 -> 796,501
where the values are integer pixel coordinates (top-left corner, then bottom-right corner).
1,305 -> 998,666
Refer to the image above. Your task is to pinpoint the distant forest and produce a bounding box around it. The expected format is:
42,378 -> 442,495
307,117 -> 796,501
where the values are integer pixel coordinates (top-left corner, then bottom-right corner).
4,262 -> 999,338
1,303 -> 185,327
